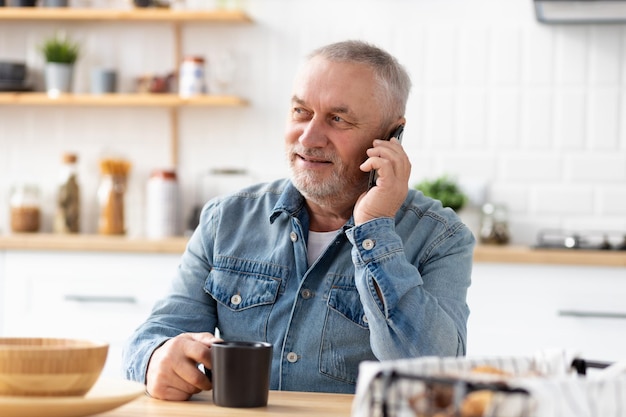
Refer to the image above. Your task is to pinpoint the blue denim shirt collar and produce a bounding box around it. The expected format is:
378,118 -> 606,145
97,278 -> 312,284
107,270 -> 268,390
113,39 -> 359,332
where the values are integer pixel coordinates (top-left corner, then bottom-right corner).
269,180 -> 356,232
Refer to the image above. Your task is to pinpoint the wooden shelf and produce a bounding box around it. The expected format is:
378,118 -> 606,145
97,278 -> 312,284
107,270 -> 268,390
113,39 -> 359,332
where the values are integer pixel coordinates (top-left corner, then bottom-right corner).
0,233 -> 188,254
0,7 -> 253,23
0,8 -> 252,168
0,7 -> 253,169
0,92 -> 248,107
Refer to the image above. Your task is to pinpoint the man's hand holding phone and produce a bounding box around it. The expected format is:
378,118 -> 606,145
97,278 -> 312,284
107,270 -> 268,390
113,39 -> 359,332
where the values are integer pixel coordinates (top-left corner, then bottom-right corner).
355,125 -> 410,226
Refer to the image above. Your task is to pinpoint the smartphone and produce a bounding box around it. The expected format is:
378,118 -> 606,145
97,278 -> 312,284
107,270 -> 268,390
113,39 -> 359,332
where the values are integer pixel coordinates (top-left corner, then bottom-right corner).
367,124 -> 405,189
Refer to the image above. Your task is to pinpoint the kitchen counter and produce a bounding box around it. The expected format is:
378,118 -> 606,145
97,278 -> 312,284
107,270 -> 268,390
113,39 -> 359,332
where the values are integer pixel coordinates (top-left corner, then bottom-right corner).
99,390 -> 354,417
473,243 -> 626,267
0,233 -> 625,267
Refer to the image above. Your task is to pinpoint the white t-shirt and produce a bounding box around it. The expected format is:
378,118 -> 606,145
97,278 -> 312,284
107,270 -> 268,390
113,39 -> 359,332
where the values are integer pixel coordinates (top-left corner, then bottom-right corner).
307,230 -> 340,265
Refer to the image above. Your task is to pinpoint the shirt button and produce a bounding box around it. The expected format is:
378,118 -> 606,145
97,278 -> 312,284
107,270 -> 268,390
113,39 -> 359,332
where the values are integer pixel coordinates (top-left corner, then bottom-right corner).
290,231 -> 298,242
362,239 -> 375,250
362,314 -> 369,324
300,289 -> 313,299
286,352 -> 299,363
230,294 -> 242,305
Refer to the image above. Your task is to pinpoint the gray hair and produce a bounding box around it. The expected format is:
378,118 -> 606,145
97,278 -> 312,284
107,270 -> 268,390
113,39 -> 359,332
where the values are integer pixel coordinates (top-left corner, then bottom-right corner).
308,40 -> 412,125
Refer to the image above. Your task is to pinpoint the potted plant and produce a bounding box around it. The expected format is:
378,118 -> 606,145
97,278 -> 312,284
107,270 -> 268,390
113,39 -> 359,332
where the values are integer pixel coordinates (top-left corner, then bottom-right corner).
414,174 -> 467,212
40,32 -> 80,96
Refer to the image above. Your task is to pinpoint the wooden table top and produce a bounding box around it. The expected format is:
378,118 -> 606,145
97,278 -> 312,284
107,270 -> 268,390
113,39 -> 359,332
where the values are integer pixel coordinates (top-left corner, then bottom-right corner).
96,390 -> 355,417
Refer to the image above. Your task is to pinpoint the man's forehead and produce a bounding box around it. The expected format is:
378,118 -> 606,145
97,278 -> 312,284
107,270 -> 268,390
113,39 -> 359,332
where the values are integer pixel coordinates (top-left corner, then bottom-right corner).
291,94 -> 353,115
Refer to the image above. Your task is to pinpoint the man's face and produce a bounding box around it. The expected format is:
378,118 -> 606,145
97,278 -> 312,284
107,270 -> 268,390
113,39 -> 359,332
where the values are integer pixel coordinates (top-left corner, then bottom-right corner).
285,56 -> 386,205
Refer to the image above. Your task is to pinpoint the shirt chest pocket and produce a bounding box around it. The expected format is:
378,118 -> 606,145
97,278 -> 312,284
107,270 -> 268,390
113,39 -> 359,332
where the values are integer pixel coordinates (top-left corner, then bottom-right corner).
321,283 -> 375,385
204,256 -> 286,340
327,285 -> 369,328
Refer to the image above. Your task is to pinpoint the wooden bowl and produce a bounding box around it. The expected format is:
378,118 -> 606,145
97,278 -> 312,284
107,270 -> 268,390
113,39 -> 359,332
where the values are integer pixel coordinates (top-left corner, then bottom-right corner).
0,337 -> 109,397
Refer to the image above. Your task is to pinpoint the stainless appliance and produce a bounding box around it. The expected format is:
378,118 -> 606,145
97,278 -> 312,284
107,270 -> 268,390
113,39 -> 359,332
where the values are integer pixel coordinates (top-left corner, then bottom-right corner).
535,229 -> 626,250
535,0 -> 626,23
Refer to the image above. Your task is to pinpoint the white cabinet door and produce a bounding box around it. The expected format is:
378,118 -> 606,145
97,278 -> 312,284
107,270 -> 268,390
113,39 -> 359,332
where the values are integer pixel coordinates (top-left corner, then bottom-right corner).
467,263 -> 626,362
1,251 -> 181,378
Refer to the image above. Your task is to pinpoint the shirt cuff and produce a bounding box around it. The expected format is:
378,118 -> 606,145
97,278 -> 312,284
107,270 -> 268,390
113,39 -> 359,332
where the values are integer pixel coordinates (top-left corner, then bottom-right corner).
345,217 -> 403,265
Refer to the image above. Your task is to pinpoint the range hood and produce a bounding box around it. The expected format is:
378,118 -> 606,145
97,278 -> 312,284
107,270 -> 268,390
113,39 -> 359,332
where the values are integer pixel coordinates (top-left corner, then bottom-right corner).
535,0 -> 626,23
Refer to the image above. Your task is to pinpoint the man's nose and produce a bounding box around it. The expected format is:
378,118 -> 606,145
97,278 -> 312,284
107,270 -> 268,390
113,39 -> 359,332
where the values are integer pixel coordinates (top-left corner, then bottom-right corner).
299,119 -> 328,147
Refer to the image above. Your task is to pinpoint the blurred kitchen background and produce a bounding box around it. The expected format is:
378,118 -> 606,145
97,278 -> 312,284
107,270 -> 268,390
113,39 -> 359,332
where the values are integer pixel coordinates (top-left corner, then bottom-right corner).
1,0 -> 625,244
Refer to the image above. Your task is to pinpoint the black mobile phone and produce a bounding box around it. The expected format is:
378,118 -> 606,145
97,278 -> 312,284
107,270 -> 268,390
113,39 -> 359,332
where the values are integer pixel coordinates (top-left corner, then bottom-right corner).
367,124 -> 405,189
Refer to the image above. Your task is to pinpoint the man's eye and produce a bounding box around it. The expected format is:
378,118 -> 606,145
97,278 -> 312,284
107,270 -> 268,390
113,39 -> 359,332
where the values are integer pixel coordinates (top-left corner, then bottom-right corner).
331,115 -> 344,123
292,107 -> 310,119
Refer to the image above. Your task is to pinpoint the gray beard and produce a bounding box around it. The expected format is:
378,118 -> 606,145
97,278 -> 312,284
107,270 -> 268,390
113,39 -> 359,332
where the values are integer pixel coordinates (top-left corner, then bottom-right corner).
289,156 -> 368,208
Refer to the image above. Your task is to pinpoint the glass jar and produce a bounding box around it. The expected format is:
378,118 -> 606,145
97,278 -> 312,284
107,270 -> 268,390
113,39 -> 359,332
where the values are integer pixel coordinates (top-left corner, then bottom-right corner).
479,203 -> 510,245
10,183 -> 41,233
98,174 -> 127,235
53,152 -> 80,234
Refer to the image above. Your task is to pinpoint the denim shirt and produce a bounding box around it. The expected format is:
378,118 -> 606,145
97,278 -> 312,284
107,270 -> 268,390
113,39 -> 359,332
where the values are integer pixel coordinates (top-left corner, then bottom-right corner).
123,179 -> 474,394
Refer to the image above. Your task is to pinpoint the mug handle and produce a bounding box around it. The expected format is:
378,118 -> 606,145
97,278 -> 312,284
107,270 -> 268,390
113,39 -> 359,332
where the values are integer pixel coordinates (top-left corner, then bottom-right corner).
202,364 -> 212,382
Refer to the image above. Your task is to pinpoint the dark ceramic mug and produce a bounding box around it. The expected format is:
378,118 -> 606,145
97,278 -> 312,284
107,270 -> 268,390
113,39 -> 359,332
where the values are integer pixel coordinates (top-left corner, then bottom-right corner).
205,341 -> 272,408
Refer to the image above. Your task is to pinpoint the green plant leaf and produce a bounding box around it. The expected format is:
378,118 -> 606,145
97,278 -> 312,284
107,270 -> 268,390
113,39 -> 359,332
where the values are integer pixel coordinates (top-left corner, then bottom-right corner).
414,175 -> 467,211
40,33 -> 80,64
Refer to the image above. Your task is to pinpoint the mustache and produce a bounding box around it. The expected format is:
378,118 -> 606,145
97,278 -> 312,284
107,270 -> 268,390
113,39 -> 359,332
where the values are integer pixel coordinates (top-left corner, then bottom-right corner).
289,146 -> 338,163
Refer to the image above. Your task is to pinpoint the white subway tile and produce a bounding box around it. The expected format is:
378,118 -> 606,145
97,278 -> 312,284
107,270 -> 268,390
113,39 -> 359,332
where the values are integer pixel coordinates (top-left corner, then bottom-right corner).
489,89 -> 521,148
490,27 -> 521,85
440,153 -> 496,180
588,26 -> 622,86
565,153 -> 626,181
531,184 -> 594,214
457,90 -> 487,148
424,90 -> 456,149
554,91 -> 586,150
524,26 -> 555,85
562,216 -> 626,233
521,90 -> 553,149
488,183 -> 531,214
597,185 -> 626,216
458,28 -> 489,85
500,154 -> 561,182
425,26 -> 457,85
555,26 -> 588,85
509,216 -> 562,245
587,90 -> 620,150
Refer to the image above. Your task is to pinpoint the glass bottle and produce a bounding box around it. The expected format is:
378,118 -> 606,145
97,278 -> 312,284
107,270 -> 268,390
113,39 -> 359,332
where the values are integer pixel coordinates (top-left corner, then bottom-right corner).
98,158 -> 131,235
178,55 -> 206,97
53,152 -> 80,234
146,169 -> 180,238
10,183 -> 41,233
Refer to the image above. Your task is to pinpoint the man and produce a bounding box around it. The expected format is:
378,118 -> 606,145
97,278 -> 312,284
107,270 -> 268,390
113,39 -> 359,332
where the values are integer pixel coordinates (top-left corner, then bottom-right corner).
123,40 -> 474,400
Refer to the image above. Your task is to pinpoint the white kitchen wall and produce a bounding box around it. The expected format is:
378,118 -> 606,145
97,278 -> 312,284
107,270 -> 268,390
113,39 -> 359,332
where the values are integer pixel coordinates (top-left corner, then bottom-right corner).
1,0 -> 625,244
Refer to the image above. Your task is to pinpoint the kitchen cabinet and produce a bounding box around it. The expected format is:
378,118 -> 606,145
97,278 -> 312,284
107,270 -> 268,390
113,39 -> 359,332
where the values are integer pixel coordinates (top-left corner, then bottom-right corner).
467,263 -> 626,362
1,238 -> 624,377
0,7 -> 252,167
0,250 -> 180,378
